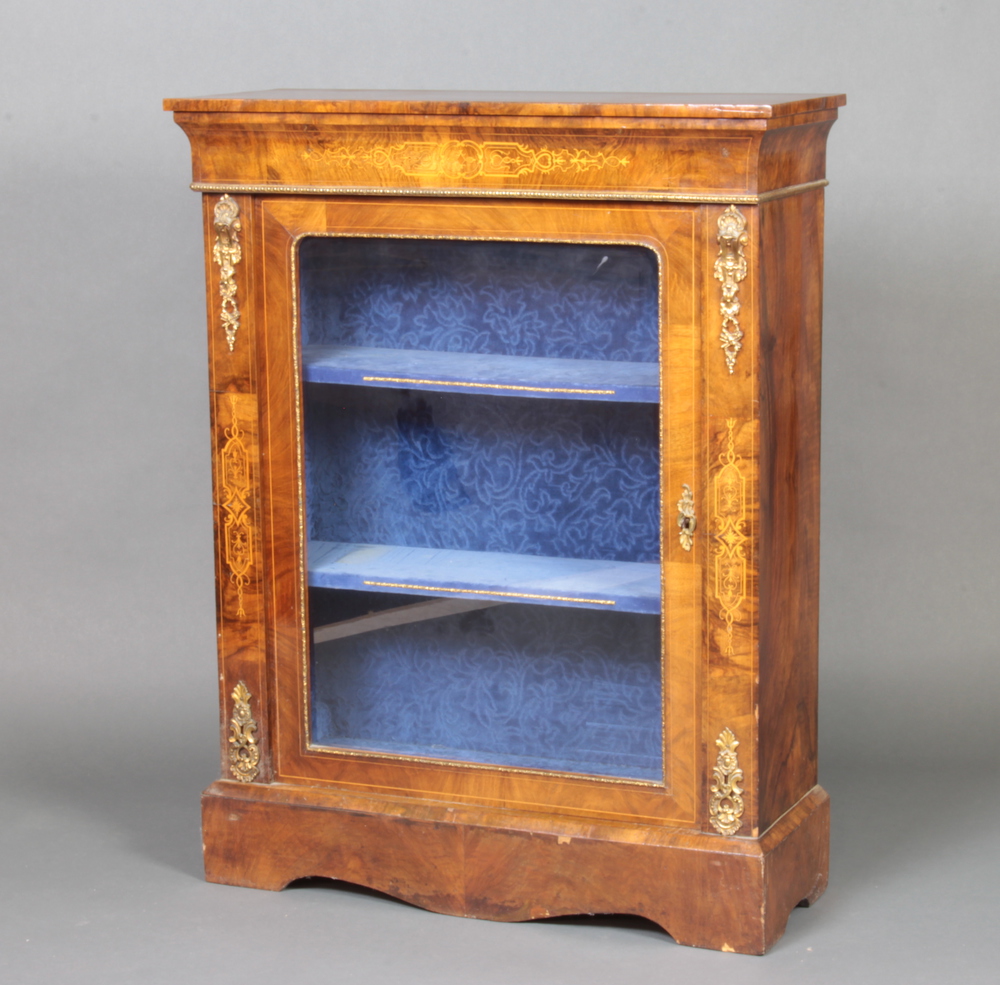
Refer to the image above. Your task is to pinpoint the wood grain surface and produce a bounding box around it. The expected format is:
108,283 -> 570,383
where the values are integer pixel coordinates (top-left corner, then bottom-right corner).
202,778 -> 830,955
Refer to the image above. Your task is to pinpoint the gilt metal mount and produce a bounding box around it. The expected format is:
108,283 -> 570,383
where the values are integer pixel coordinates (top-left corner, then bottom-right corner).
228,681 -> 260,783
212,195 -> 242,352
714,205 -> 749,373
708,727 -> 745,835
677,484 -> 696,551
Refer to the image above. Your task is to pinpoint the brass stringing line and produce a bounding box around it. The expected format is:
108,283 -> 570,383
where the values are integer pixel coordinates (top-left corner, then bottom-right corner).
191,179 -> 830,204
362,375 -> 614,395
657,232 -> 667,784
756,179 -> 829,202
289,241 -> 312,746
363,580 -> 615,606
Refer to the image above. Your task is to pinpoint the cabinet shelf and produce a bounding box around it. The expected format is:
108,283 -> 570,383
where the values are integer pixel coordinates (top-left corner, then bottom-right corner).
302,344 -> 659,403
308,540 -> 660,614
309,736 -> 663,782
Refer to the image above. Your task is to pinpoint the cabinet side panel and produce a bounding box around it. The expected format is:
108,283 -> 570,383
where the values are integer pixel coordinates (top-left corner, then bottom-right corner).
701,203 -> 760,836
757,121 -> 834,192
757,191 -> 823,829
202,193 -> 271,783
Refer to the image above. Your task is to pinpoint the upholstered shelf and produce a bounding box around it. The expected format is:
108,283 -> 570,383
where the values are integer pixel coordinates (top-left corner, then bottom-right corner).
301,344 -> 659,403
307,540 -> 661,613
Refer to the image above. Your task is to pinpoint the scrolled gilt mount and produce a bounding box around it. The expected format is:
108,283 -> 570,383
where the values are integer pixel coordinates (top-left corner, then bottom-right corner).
212,195 -> 242,351
228,681 -> 260,783
709,727 -> 745,835
714,204 -> 749,373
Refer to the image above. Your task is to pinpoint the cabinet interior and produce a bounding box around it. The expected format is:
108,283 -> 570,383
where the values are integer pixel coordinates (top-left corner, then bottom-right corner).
299,235 -> 664,782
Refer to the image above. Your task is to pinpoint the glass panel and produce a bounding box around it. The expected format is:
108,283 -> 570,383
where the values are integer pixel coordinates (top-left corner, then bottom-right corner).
305,385 -> 659,566
300,236 -> 663,782
300,237 -> 659,361
309,590 -> 662,781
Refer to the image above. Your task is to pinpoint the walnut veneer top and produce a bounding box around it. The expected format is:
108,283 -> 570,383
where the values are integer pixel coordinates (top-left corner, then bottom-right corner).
164,90 -> 846,120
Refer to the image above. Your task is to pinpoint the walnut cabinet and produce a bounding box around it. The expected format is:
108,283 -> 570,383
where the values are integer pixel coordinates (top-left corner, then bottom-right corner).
165,90 -> 845,954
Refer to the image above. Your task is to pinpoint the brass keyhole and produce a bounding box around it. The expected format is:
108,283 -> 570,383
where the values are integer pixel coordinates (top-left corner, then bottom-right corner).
677,484 -> 696,552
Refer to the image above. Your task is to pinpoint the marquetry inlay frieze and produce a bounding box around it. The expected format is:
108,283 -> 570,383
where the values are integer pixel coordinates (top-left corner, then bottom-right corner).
301,139 -> 630,181
219,394 -> 253,619
712,419 -> 748,655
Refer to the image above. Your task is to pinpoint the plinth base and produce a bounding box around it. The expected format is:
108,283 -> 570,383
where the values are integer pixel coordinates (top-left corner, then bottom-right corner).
202,780 -> 828,955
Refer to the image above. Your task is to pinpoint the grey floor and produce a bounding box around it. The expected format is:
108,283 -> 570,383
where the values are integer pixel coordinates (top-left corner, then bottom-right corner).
2,710 -> 993,985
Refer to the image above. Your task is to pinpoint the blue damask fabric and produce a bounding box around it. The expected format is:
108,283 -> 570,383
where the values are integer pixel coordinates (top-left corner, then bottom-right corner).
299,237 -> 659,363
305,385 -> 660,564
301,236 -> 664,780
311,598 -> 663,781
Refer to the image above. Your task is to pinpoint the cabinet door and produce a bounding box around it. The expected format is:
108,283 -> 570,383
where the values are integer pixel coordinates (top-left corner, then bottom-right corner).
257,197 -> 701,827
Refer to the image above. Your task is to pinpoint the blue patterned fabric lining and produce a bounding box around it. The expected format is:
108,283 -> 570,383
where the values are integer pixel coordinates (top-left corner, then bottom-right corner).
299,238 -> 659,363
305,385 -> 660,563
310,595 -> 663,781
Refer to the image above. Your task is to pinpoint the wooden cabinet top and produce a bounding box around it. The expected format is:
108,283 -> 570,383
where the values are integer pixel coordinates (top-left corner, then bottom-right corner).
164,90 -> 845,122
166,90 -> 844,202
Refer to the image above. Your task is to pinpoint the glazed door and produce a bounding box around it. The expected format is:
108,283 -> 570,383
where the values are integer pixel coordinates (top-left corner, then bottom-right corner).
257,197 -> 701,827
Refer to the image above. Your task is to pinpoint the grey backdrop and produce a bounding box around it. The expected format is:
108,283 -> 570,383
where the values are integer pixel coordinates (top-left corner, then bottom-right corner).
1,1 -> 996,982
